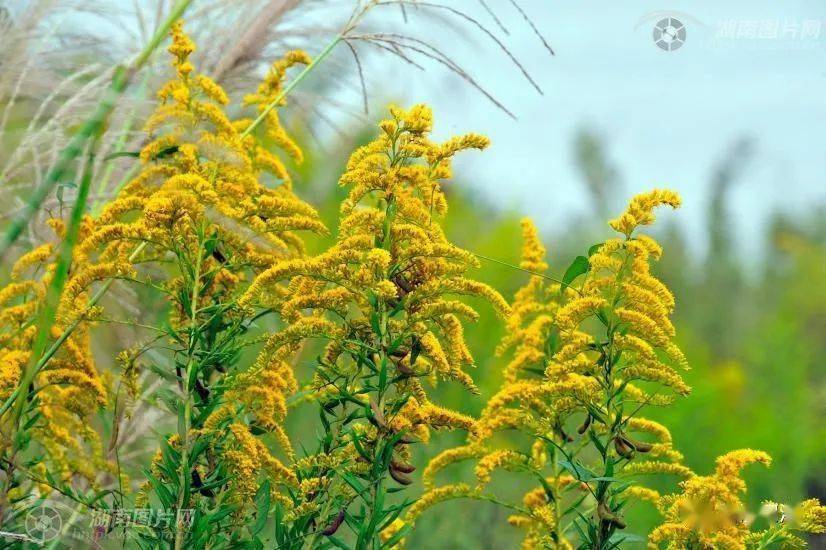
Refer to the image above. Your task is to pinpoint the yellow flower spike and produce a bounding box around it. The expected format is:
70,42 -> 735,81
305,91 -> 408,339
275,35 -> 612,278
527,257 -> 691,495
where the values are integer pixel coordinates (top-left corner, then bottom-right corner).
519,219 -> 549,273
608,188 -> 681,237
419,192 -> 694,547
0,22 -> 330,519
475,449 -> 530,486
794,499 -> 826,534
405,483 -> 476,524
423,445 -> 485,490
650,449 -> 773,549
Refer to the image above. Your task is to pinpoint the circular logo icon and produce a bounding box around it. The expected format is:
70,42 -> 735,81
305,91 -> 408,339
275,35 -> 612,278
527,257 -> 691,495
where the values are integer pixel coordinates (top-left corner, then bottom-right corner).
25,505 -> 62,542
653,17 -> 686,51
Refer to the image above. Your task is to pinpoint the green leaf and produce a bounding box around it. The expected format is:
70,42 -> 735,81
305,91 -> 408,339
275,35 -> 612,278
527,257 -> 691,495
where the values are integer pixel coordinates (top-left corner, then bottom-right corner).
588,242 -> 604,256
562,255 -> 590,289
326,535 -> 350,549
378,357 -> 387,393
369,311 -> 382,337
104,150 -> 141,160
608,532 -> 645,545
381,523 -> 413,548
209,505 -> 238,524
251,480 -> 271,535
146,472 -> 174,508
351,430 -> 370,460
558,459 -> 595,482
588,429 -> 607,458
341,472 -> 367,496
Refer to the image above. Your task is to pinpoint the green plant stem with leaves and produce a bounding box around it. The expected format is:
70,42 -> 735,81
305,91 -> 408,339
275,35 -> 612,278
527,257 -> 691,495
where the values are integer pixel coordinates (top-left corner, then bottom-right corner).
173,222 -> 206,550
0,138 -> 101,521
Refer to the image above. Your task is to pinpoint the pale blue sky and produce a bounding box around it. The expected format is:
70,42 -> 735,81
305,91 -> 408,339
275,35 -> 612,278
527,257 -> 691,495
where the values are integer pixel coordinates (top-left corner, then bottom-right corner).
352,0 -> 826,257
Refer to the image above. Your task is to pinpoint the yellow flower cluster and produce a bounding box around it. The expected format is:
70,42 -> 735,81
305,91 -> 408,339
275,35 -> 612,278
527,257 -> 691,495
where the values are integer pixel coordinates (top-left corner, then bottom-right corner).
416,192 -> 689,548
651,449 -> 826,549
244,103 -> 507,409
238,105 -> 509,528
0,238 -> 110,485
87,22 -> 324,276
131,23 -> 324,505
2,22 -> 326,509
650,449 -> 771,548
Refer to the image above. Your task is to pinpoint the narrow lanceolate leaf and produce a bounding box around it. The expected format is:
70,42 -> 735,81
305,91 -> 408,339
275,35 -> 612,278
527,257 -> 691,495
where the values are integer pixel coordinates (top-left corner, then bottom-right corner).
251,480 -> 271,536
561,255 -> 590,289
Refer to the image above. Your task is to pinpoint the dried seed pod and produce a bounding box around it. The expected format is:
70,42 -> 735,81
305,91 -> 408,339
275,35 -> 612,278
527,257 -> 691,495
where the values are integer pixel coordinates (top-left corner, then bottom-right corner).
389,465 -> 413,485
394,359 -> 415,376
395,433 -> 418,445
597,502 -> 627,529
577,414 -> 592,434
614,436 -> 635,459
321,509 -> 346,536
390,458 -> 415,474
191,468 -> 215,497
211,248 -> 227,264
555,423 -> 574,443
625,436 -> 653,453
195,378 -> 210,401
392,273 -> 414,294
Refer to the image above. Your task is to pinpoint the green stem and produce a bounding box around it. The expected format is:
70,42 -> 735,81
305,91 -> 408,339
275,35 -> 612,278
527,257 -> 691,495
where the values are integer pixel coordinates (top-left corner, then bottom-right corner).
13,137 -> 98,404
471,251 -> 571,288
240,35 -> 342,139
91,72 -> 152,215
552,451 -> 563,543
174,227 -> 205,550
0,0 -> 193,260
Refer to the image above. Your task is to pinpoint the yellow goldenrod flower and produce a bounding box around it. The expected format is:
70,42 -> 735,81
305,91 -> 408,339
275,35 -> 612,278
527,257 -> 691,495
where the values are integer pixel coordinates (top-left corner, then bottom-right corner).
649,449 -> 772,549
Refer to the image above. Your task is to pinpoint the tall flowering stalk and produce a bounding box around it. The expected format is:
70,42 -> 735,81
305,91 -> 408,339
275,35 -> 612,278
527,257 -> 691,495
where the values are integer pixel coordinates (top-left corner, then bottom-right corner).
414,191 -> 695,548
409,192 -> 826,549
240,104 -> 509,547
115,24 -> 325,548
0,22 -> 326,546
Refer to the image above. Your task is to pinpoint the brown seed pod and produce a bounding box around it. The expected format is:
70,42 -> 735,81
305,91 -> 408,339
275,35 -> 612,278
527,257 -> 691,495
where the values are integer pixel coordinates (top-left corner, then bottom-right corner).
613,436 -> 635,459
392,273 -> 414,294
211,248 -> 227,264
390,458 -> 416,474
389,465 -> 413,485
395,433 -> 418,445
625,436 -> 653,453
597,502 -> 627,529
577,414 -> 592,434
321,509 -> 346,536
191,468 -> 215,497
394,360 -> 415,376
